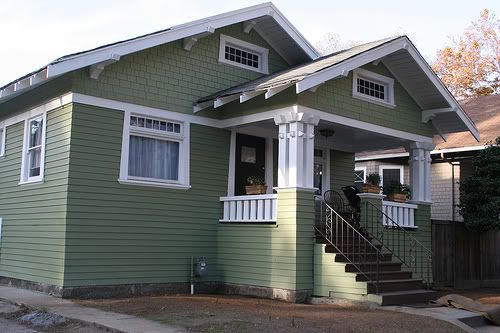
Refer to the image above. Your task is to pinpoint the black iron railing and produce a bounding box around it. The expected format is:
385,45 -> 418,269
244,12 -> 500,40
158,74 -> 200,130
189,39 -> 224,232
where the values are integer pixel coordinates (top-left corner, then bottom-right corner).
314,196 -> 384,293
362,200 -> 432,286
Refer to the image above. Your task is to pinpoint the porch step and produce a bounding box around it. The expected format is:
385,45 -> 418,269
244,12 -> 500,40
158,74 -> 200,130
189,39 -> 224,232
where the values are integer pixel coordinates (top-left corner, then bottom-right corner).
369,289 -> 437,306
345,261 -> 402,273
367,278 -> 423,293
334,252 -> 392,263
355,270 -> 413,281
325,244 -> 383,254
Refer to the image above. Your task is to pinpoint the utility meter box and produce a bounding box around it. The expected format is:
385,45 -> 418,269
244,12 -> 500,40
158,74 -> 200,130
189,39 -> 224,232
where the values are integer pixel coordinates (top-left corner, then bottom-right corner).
194,257 -> 208,277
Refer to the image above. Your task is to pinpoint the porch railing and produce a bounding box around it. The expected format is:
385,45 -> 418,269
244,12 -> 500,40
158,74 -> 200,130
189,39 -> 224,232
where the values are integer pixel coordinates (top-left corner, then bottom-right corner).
382,201 -> 417,228
220,194 -> 277,223
362,201 -> 432,286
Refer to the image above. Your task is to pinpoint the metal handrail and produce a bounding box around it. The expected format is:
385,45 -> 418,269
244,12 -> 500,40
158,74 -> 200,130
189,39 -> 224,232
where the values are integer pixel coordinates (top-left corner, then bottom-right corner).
362,200 -> 433,286
314,195 -> 384,294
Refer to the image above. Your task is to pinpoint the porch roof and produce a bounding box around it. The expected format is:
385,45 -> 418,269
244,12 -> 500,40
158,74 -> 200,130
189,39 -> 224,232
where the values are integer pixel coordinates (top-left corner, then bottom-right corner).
196,36 -> 479,142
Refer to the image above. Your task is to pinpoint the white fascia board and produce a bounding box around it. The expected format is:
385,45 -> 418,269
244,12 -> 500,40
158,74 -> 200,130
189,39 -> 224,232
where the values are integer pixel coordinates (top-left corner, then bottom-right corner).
296,38 -> 408,93
265,83 -> 293,99
214,94 -> 240,108
47,3 -> 318,78
240,90 -> 266,103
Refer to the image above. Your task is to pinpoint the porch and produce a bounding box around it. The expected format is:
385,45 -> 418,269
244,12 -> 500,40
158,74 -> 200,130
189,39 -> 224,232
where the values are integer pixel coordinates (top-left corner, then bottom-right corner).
215,107 -> 434,304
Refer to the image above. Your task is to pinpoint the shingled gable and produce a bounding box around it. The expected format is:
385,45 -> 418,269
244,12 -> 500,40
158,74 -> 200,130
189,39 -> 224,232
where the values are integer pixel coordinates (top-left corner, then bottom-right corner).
0,2 -> 319,103
195,35 -> 479,141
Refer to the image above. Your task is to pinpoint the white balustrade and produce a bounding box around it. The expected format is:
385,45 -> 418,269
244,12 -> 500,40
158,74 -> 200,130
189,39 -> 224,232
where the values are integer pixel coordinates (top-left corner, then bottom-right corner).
382,201 -> 417,228
220,194 -> 277,223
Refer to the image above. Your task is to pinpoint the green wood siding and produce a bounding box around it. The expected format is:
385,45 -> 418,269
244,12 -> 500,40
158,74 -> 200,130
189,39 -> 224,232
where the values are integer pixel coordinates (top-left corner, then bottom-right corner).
299,64 -> 434,137
217,189 -> 314,293
71,24 -> 289,118
0,105 -> 72,286
330,149 -> 355,200
63,104 -> 230,287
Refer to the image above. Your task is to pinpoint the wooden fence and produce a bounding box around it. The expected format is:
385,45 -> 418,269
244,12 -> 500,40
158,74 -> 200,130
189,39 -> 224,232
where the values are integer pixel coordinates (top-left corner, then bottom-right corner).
432,220 -> 500,288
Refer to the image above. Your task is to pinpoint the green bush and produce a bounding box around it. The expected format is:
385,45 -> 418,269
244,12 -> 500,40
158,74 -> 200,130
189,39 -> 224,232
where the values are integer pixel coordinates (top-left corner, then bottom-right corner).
459,137 -> 500,232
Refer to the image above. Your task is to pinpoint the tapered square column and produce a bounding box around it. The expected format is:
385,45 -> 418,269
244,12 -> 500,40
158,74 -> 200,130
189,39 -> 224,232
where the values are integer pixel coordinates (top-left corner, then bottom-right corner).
274,110 -> 320,189
409,142 -> 434,203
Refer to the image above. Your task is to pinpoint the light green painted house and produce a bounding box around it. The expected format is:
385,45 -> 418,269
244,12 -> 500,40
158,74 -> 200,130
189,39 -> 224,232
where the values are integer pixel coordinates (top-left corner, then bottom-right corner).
0,3 -> 478,304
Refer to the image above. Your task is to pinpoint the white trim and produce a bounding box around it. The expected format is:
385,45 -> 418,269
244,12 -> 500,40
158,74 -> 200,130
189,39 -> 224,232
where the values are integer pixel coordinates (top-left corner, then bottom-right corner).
379,165 -> 404,187
265,137 -> 274,193
20,113 -> 47,184
227,129 -> 236,196
71,94 -> 434,143
355,145 -> 488,161
118,111 -> 190,189
354,166 -> 367,183
218,34 -> 269,74
352,68 -> 395,108
0,125 -> 5,157
0,217 -> 2,243
220,194 -> 277,201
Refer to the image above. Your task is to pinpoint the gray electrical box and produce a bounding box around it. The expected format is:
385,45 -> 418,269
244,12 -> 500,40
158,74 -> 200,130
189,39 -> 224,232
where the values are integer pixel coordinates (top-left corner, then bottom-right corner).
194,257 -> 208,277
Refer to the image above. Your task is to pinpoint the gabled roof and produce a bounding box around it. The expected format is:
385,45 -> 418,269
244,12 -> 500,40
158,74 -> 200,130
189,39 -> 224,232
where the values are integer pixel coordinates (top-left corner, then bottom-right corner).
196,36 -> 479,141
0,2 -> 319,103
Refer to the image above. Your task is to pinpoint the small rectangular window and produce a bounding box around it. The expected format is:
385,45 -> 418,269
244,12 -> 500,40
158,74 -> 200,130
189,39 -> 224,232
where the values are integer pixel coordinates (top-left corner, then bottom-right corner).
20,114 -> 46,184
219,34 -> 269,74
352,68 -> 395,107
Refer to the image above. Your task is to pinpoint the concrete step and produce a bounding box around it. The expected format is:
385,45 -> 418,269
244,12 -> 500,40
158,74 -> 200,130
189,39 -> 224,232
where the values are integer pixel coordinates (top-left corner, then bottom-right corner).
334,252 -> 392,263
356,271 -> 413,281
345,261 -> 402,273
367,279 -> 423,293
368,289 -> 437,306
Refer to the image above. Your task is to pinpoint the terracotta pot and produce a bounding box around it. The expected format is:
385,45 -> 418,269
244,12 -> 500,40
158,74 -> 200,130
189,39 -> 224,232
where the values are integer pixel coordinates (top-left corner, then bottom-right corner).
245,185 -> 267,195
388,193 -> 407,202
362,184 -> 380,194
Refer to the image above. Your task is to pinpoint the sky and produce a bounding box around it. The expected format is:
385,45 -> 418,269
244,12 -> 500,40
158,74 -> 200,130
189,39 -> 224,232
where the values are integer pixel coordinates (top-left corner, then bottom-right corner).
0,0 -> 499,86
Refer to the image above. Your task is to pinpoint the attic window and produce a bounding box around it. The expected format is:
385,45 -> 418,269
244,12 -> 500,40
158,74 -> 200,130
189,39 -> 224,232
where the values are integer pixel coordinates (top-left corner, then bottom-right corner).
219,34 -> 269,74
352,68 -> 395,108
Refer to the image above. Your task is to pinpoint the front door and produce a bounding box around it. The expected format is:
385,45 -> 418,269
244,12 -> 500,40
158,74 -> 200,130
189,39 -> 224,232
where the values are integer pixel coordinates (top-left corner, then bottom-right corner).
235,133 -> 266,196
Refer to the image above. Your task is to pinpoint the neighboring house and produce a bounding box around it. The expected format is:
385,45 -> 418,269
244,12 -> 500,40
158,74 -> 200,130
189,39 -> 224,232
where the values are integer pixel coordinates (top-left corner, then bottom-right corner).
355,94 -> 499,222
0,3 -> 478,304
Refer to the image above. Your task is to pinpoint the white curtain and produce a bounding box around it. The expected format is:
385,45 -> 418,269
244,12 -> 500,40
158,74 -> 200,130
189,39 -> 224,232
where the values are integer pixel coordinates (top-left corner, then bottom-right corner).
128,135 -> 179,180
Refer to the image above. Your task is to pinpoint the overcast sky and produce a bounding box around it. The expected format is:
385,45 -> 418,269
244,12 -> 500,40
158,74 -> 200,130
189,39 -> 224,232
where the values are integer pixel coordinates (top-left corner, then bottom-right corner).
1,0 -> 498,85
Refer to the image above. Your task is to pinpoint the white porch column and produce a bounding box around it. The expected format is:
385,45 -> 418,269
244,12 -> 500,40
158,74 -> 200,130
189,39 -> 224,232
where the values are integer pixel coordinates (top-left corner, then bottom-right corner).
274,110 -> 320,189
409,142 -> 434,203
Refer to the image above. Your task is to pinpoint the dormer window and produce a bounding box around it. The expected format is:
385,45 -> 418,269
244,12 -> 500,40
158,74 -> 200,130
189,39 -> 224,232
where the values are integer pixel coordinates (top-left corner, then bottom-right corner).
219,34 -> 269,74
352,68 -> 395,108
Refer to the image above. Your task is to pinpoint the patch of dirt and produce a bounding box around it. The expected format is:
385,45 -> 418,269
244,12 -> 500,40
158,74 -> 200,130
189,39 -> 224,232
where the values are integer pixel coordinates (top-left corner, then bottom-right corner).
78,294 -> 466,333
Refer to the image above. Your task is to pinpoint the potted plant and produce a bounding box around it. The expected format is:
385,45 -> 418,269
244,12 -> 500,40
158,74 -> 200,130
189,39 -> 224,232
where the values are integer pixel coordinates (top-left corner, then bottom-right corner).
363,173 -> 381,194
245,176 -> 267,195
384,181 -> 411,202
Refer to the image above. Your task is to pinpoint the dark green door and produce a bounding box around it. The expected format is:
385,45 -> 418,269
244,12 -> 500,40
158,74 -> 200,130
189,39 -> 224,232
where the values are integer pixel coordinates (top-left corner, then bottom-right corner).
235,133 -> 266,196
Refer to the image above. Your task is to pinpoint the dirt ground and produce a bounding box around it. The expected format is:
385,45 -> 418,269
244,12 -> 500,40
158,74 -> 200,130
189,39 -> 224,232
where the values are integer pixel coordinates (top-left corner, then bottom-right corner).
78,294 -> 466,333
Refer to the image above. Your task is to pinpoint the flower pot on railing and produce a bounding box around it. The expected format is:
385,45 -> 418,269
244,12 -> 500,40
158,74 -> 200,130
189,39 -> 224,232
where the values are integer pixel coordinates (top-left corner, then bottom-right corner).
245,176 -> 267,195
387,193 -> 407,202
245,185 -> 268,195
362,184 -> 381,194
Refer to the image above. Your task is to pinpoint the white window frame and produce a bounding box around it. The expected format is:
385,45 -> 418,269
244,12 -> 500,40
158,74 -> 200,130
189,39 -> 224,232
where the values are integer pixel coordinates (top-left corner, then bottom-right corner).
0,124 -> 5,157
219,34 -> 269,74
118,111 -> 191,190
379,165 -> 404,188
20,113 -> 47,185
352,68 -> 395,108
354,166 -> 367,184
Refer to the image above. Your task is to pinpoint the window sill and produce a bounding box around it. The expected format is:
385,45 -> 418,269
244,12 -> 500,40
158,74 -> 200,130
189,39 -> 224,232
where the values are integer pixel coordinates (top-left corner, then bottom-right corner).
118,178 -> 191,190
19,179 -> 44,186
352,93 -> 396,109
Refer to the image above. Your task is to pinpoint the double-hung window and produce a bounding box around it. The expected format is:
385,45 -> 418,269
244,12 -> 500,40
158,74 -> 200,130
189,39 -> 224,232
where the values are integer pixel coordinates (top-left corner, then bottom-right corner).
20,114 -> 46,184
119,113 -> 190,189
